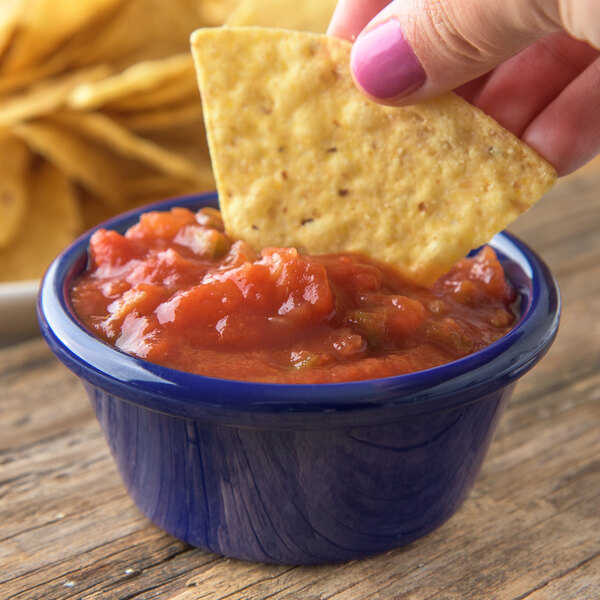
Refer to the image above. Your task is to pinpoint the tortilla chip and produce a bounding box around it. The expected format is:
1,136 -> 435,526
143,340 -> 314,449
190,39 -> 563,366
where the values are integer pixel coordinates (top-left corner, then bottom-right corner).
0,160 -> 82,282
0,49 -> 93,97
112,101 -> 204,133
144,116 -> 215,187
120,174 -> 201,205
67,54 -> 195,111
191,27 -> 556,284
101,73 -> 201,112
68,0 -> 206,72
0,0 -> 208,96
78,188 -> 115,231
49,111 -> 205,186
0,64 -> 112,127
13,118 -> 128,208
226,0 -> 337,32
14,109 -> 215,213
0,0 -> 25,61
0,0 -> 123,97
0,0 -> 121,74
199,0 -> 243,27
0,134 -> 31,249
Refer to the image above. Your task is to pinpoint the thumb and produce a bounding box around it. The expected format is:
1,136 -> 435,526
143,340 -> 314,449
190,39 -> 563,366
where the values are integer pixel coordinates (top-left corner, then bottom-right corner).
350,0 -> 564,104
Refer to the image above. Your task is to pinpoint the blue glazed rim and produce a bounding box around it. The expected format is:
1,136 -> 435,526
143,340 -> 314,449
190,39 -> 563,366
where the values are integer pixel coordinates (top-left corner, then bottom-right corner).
38,192 -> 561,428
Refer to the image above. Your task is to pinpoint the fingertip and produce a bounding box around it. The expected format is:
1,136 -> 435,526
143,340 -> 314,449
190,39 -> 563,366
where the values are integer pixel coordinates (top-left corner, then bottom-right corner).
326,4 -> 350,39
350,18 -> 426,102
521,56 -> 600,177
522,127 -> 577,177
328,0 -> 395,40
327,0 -> 363,40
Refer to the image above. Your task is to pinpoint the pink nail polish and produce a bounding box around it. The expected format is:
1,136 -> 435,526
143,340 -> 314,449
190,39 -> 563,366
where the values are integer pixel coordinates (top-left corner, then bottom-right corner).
351,19 -> 426,100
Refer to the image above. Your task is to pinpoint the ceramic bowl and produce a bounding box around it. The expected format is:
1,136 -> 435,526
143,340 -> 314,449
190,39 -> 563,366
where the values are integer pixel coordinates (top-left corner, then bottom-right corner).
38,192 -> 560,564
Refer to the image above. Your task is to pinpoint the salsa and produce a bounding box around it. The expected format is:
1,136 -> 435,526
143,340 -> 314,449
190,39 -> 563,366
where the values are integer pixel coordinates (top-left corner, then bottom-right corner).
70,207 -> 518,383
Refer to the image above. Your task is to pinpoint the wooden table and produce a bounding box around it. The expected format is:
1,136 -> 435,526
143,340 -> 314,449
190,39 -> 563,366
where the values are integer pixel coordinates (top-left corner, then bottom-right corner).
2,169 -> 599,600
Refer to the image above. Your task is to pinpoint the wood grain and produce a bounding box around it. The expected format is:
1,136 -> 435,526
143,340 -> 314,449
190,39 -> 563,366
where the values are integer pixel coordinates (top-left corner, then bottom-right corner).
1,170 -> 599,600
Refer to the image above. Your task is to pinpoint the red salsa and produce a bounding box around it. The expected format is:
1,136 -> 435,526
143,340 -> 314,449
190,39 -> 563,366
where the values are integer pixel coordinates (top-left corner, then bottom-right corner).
70,207 -> 518,383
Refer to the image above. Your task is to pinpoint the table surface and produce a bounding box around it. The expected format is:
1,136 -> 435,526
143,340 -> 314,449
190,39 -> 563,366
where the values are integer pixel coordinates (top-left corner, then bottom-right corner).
2,168 -> 599,600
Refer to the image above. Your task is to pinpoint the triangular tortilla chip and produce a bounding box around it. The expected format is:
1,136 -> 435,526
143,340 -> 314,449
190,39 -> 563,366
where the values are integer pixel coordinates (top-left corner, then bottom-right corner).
191,27 -> 556,284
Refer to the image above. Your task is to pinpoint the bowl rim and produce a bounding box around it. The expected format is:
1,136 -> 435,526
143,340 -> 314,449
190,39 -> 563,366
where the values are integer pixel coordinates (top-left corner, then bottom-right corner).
38,192 -> 561,427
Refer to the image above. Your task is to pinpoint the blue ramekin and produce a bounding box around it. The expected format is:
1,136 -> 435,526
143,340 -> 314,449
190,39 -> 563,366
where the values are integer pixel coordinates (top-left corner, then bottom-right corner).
38,192 -> 560,564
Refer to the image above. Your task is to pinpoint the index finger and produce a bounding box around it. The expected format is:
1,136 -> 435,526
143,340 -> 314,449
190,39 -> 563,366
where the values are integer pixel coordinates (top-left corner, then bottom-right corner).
327,0 -> 391,40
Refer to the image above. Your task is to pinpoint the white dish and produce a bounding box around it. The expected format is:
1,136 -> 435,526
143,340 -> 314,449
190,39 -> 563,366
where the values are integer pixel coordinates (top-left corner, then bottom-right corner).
0,279 -> 41,346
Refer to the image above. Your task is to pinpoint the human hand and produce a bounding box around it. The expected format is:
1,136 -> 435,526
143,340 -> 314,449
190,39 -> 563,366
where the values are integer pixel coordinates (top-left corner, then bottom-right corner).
328,0 -> 600,176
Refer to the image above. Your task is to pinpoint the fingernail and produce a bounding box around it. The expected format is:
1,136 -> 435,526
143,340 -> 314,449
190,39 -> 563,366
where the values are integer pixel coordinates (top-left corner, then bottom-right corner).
351,19 -> 426,100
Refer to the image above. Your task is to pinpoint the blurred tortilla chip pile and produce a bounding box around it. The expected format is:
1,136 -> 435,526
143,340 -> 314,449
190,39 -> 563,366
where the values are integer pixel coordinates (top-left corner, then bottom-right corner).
0,0 -> 337,282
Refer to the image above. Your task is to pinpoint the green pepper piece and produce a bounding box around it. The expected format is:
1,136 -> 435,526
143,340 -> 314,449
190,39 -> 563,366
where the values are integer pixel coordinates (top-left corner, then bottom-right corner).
196,207 -> 225,231
347,310 -> 386,350
290,350 -> 321,370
